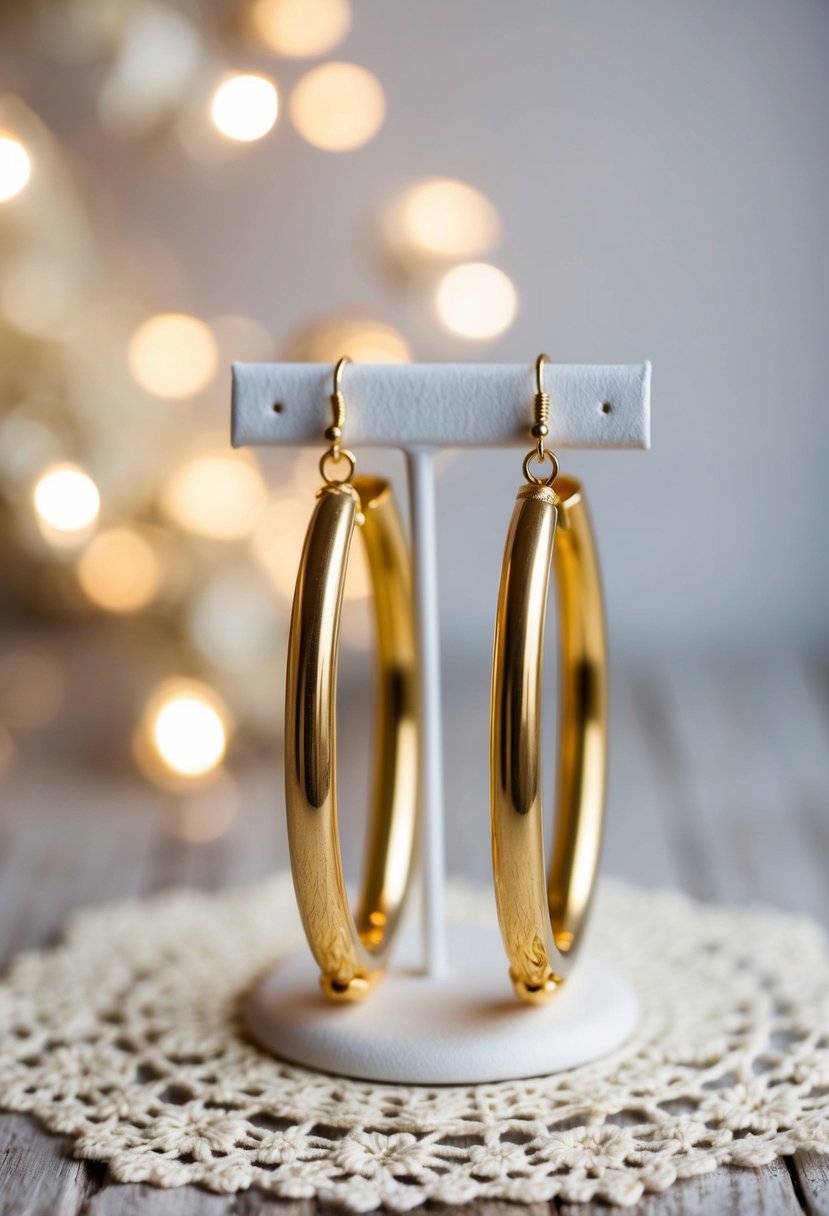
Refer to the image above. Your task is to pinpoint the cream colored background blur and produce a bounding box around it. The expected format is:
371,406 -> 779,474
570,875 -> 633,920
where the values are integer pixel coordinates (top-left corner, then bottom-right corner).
6,0 -> 829,655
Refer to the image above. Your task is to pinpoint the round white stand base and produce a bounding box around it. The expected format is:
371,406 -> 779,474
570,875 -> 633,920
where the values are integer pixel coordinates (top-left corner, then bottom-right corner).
244,924 -> 638,1084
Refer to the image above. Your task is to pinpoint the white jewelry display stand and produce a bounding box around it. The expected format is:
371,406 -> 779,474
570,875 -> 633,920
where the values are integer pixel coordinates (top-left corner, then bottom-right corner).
233,362 -> 651,1085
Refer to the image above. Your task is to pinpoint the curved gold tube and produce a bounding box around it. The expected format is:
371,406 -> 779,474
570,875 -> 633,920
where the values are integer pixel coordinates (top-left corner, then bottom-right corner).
490,476 -> 607,1004
285,476 -> 418,1001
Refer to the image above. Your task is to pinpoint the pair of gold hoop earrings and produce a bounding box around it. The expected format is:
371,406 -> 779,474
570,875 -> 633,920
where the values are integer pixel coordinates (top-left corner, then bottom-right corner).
285,356 -> 607,1006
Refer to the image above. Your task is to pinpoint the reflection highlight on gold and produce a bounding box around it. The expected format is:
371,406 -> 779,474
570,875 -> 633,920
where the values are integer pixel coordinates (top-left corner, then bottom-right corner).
290,62 -> 384,151
435,262 -> 517,340
128,313 -> 218,399
210,73 -> 278,142
162,451 -> 266,541
0,134 -> 31,202
33,464 -> 100,541
77,527 -> 161,613
249,0 -> 350,58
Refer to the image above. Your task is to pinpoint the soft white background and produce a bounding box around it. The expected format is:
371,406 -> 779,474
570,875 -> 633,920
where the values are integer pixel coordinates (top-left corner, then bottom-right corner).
14,0 -> 829,655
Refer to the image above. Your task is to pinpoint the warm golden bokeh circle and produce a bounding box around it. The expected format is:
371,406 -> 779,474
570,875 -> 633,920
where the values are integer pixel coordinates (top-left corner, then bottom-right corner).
435,262 -> 518,340
290,63 -> 385,152
249,0 -> 350,58
77,527 -> 162,613
0,134 -> 31,202
128,314 -> 218,399
210,73 -> 278,142
33,464 -> 100,540
138,679 -> 230,784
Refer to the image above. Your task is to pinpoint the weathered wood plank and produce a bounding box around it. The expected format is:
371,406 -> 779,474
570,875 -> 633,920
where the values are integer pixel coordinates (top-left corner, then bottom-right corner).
603,668 -> 686,891
428,1206 -> 550,1216
85,1179 -> 234,1215
231,1196 -> 315,1216
617,655 -> 817,1215
0,1113 -> 103,1216
3,651 -> 828,1213
565,1158 -> 803,1215
652,651 -> 829,923
792,1150 -> 829,1215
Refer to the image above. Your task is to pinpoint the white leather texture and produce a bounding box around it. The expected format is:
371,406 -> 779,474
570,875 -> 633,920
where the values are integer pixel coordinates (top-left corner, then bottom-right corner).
232,362 -> 650,450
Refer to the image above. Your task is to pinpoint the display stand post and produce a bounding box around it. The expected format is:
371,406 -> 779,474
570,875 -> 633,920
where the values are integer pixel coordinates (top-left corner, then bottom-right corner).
233,361 -> 650,1085
406,446 -> 448,979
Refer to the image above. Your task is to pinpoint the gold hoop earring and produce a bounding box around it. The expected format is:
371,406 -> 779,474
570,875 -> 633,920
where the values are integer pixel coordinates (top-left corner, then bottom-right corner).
490,354 -> 608,1004
285,357 -> 419,1001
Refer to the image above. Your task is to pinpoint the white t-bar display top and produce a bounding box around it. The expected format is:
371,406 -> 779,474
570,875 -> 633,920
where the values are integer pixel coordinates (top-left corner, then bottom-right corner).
232,362 -> 650,450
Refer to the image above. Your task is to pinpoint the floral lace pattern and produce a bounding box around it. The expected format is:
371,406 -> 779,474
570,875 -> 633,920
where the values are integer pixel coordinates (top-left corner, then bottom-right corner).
1,876 -> 829,1209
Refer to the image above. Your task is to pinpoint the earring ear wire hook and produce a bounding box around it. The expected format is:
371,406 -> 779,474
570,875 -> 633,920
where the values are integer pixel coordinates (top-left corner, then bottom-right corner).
320,356 -> 356,485
523,353 -> 559,486
326,355 -> 351,449
532,353 -> 551,457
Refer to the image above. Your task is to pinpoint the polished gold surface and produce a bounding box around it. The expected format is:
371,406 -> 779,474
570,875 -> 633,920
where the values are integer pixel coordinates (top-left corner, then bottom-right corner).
285,475 -> 418,1001
491,476 -> 607,1004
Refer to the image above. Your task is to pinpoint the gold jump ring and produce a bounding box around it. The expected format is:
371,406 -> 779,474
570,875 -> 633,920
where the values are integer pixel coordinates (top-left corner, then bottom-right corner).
522,446 -> 560,486
319,447 -> 357,485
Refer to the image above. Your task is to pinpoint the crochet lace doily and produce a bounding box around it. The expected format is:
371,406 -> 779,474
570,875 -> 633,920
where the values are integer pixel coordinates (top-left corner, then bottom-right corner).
2,876 -> 829,1210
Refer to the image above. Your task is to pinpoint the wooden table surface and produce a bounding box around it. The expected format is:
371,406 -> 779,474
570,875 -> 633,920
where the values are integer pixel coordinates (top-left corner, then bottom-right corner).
1,626 -> 829,1215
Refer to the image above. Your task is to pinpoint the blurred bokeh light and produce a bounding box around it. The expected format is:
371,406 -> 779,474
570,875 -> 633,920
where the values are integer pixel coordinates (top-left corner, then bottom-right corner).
189,568 -> 278,672
210,313 -> 274,368
77,527 -> 162,613
0,8 -> 524,783
140,680 -> 229,782
0,135 -> 31,202
1,250 -> 76,340
161,450 -> 267,541
290,63 -> 384,151
96,4 -> 204,139
33,464 -> 100,542
0,410 -> 64,492
285,315 -> 411,363
435,262 -> 517,340
386,178 -> 501,261
248,0 -> 351,58
210,73 -> 279,143
249,491 -> 308,601
128,313 -> 218,399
